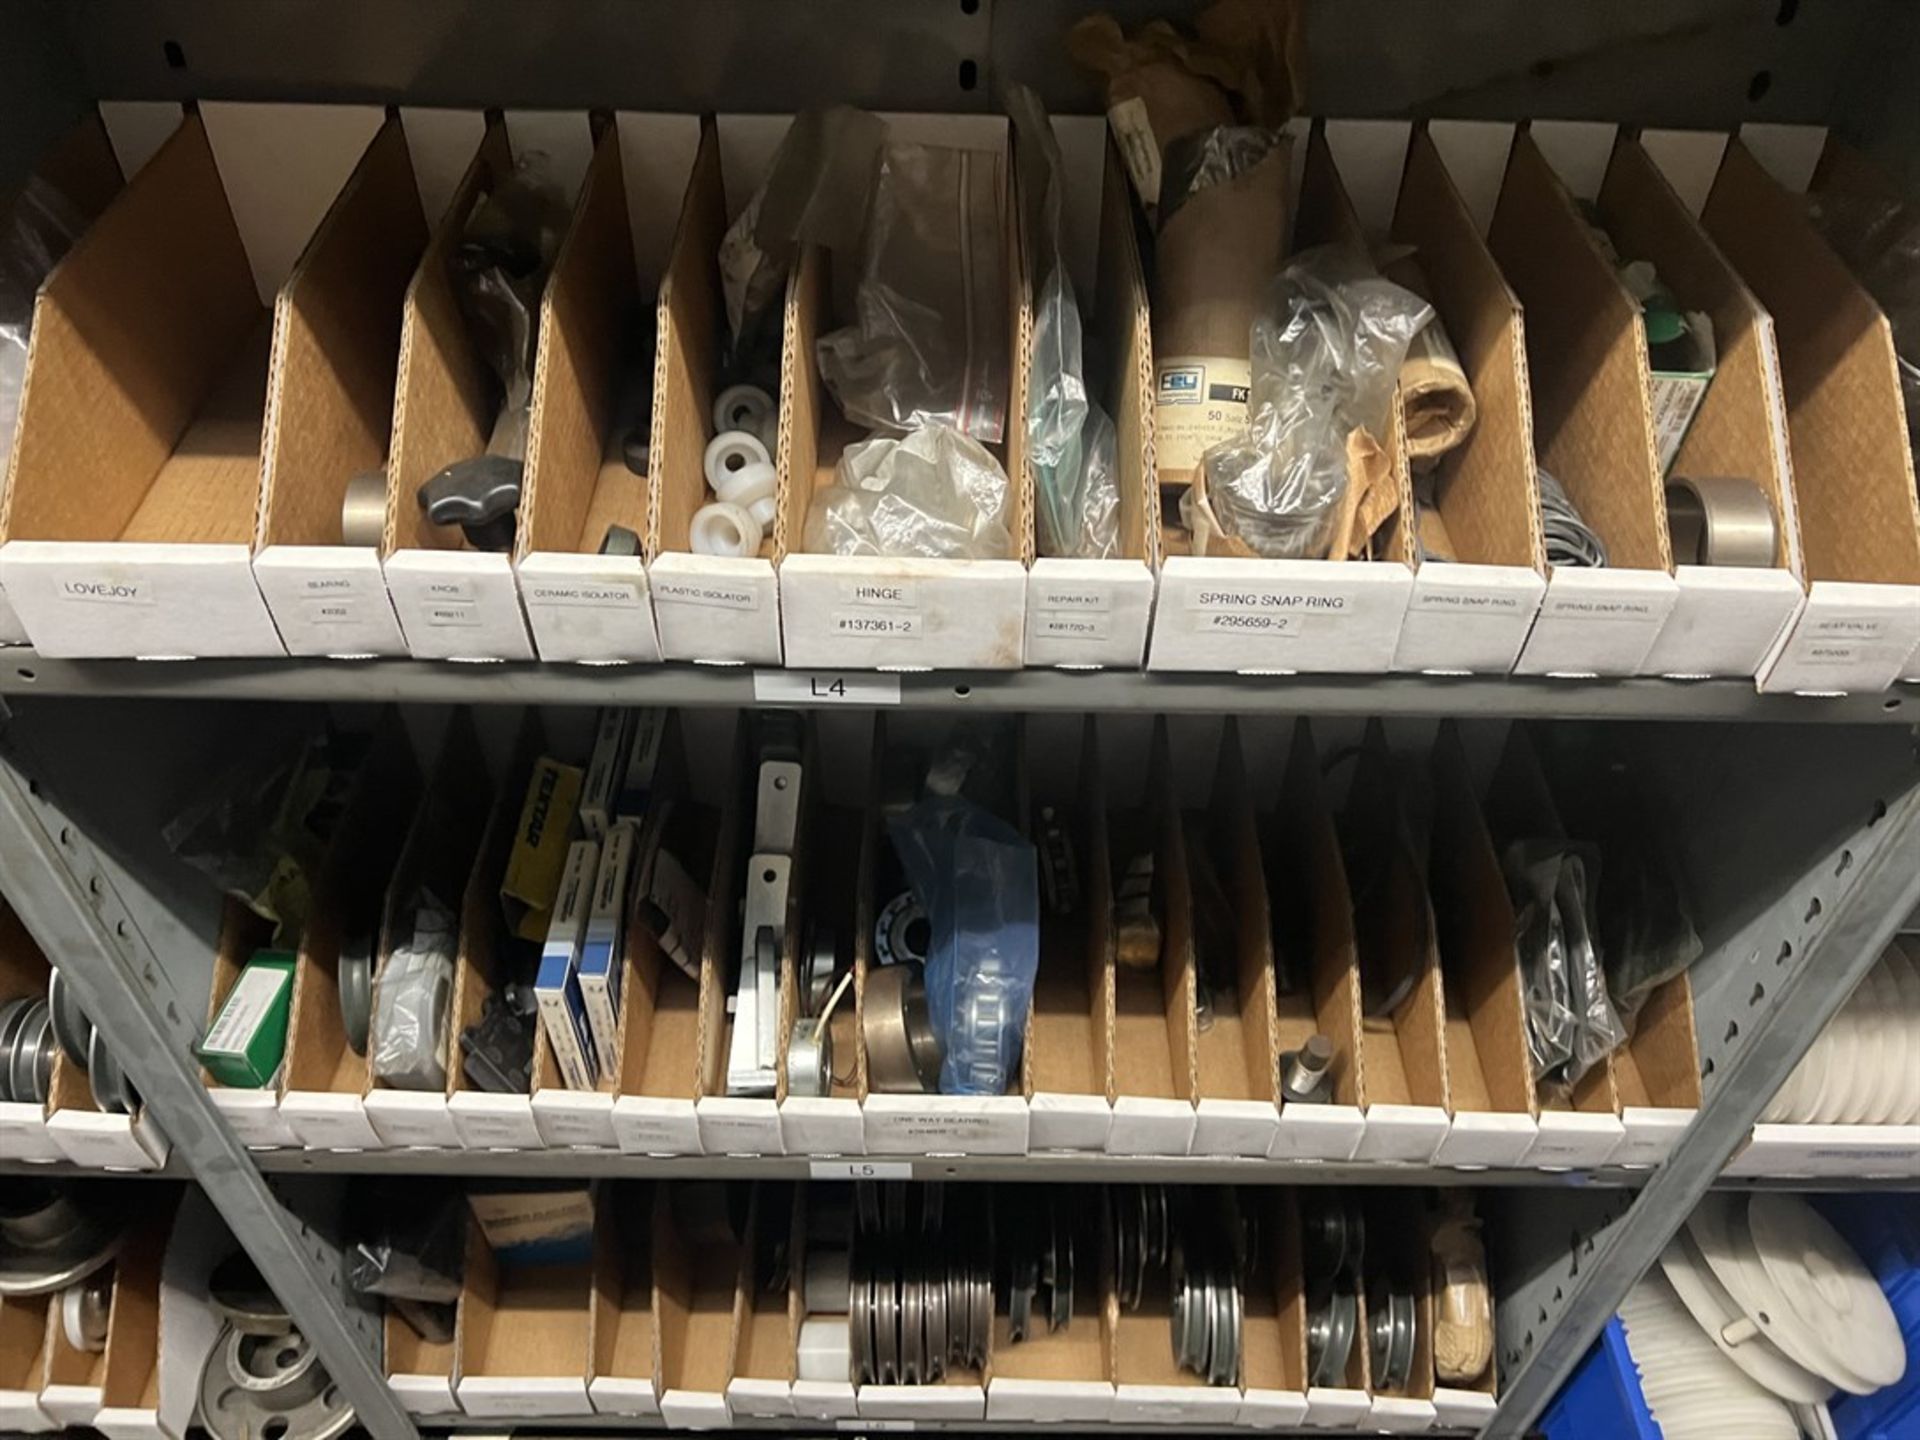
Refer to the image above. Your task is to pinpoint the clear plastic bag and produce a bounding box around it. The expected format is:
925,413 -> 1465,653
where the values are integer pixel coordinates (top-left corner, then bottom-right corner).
719,105 -> 886,377
1189,245 -> 1431,558
371,895 -> 458,1091
804,423 -> 1013,559
347,1191 -> 465,1304
2,174 -> 94,475
1009,85 -> 1121,561
1503,840 -> 1627,1089
817,141 -> 1010,443
888,769 -> 1039,1098
453,150 -> 571,437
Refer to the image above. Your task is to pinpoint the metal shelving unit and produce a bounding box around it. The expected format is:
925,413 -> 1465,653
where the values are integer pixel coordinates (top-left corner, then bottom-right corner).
2,4 -> 1917,1440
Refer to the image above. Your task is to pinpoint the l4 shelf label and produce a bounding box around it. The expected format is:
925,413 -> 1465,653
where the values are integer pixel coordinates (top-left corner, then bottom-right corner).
755,671 -> 901,705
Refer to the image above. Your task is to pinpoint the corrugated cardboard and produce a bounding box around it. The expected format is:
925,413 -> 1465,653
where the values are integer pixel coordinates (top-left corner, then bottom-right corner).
588,1185 -> 662,1414
780,114 -> 1033,670
456,1220 -> 593,1417
1704,137 -> 1920,692
1492,128 -> 1681,676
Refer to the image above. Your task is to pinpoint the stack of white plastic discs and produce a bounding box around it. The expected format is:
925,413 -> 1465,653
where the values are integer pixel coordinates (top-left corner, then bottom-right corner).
1763,941 -> 1920,1125
1621,1270 -> 1798,1438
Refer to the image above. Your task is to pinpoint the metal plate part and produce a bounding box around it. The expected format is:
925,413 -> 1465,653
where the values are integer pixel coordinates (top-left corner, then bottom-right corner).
199,1324 -> 354,1440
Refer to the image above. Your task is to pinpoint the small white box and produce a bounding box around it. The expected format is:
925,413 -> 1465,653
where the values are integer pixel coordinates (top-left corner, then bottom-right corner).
1432,1388 -> 1499,1428
1112,1384 -> 1241,1425
46,1106 -> 170,1169
862,1094 -> 1029,1155
1027,1091 -> 1112,1152
1105,1096 -> 1196,1155
1370,1394 -> 1439,1432
616,708 -> 667,819
782,554 -> 1028,670
1725,1122 -> 1920,1178
1353,1103 -> 1452,1164
1432,1111 -> 1538,1169
1149,556 -> 1414,674
1190,1098 -> 1280,1158
1303,1385 -> 1373,1427
1759,580 -> 1920,694
384,550 -> 534,661
1393,562 -> 1545,674
0,1391 -> 53,1434
531,1087 -> 617,1149
611,1094 -> 702,1154
519,552 -> 663,664
1614,1105 -> 1694,1169
536,839 -> 600,1093
857,1382 -> 986,1421
658,1388 -> 732,1429
649,554 -> 782,665
1269,1103 -> 1366,1161
91,1405 -> 167,1440
1025,558 -> 1155,669
0,1100 -> 66,1162
580,711 -> 634,840
0,589 -> 27,647
457,1375 -> 589,1419
364,1088 -> 461,1149
0,543 -> 285,659
588,1375 -> 662,1417
390,1372 -> 462,1416
779,1096 -> 865,1156
725,1377 -> 792,1419
579,822 -> 637,1076
38,1385 -> 102,1429
1641,565 -> 1804,679
449,1090 -> 542,1149
696,1095 -> 786,1154
207,1087 -> 298,1149
253,546 -> 408,657
789,1379 -> 859,1421
1524,1110 -> 1626,1170
279,1089 -> 380,1150
1237,1388 -> 1310,1428
986,1378 -> 1115,1423
1513,567 -> 1680,677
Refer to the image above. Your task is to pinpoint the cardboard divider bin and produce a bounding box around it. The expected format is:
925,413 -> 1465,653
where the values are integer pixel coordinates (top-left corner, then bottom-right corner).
1263,720 -> 1368,1161
386,1206 -> 467,1416
1704,133 -> 1920,692
199,900 -> 295,1148
789,1182 -> 857,1422
1491,127 -> 1682,676
857,715 -> 1029,1154
1187,721 -> 1284,1158
2,103 -> 391,658
88,1198 -> 180,1440
606,715 -> 719,1155
1427,1203 -> 1500,1428
1425,723 -> 1542,1169
779,114 -> 1033,671
697,721 -> 808,1156
0,897 -> 64,1162
1362,1191 -> 1440,1431
1342,724 -> 1454,1165
35,1270 -> 101,1426
517,115 -> 702,664
1479,725 -> 1628,1169
1301,1202 -> 1373,1428
1588,131 -> 1808,678
0,1294 -> 55,1434
1236,1188 -> 1311,1428
382,111 -> 593,660
1106,1190 -> 1231,1425
250,112 -> 436,657
1369,122 -> 1549,674
1103,719 -> 1200,1155
588,1183 -> 661,1415
279,718 -> 424,1150
456,1204 -> 594,1417
1022,123 -> 1158,670
0,112 -> 125,649
652,1181 -> 744,1428
444,717 -> 544,1149
41,1034 -> 167,1170
986,1190 -> 1115,1423
857,1196 -> 991,1421
365,713 -> 492,1148
727,1185 -> 799,1419
1149,125 -> 1419,675
644,116 -> 785,665
1023,716 -> 1117,1152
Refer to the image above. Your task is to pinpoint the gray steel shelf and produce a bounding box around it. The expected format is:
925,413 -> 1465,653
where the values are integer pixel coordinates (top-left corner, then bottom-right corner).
2,649 -> 1917,720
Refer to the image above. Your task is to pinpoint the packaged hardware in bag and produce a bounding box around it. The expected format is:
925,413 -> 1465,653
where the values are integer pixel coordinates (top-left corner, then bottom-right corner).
371,893 -> 458,1091
1502,840 -> 1627,1090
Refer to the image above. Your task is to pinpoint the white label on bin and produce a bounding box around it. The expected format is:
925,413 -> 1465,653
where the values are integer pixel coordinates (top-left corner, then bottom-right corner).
755,671 -> 901,705
832,608 -> 923,639
60,578 -> 155,606
423,579 -> 476,602
1539,594 -> 1659,621
524,580 -> 643,609
1409,586 -> 1530,614
424,601 -> 481,627
809,1159 -> 913,1180
654,578 -> 760,611
1035,610 -> 1112,641
301,597 -> 360,625
1033,585 -> 1111,613
1800,615 -> 1889,665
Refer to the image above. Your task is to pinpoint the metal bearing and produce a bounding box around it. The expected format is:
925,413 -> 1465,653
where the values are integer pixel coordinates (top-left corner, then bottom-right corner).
62,1267 -> 114,1352
851,1250 -> 875,1384
863,963 -> 932,1095
1665,474 -> 1778,569
874,891 -> 928,968
785,1017 -> 830,1098
340,470 -> 388,548
902,1256 -> 926,1385
337,935 -> 374,1058
924,1254 -> 948,1382
1368,1280 -> 1418,1395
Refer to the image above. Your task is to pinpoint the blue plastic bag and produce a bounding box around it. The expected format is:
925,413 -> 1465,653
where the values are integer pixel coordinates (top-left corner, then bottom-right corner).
888,795 -> 1039,1096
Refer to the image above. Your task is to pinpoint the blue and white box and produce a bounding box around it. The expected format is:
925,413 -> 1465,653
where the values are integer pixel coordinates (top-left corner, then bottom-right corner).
580,820 -> 636,1078
580,707 -> 633,840
536,838 -> 599,1092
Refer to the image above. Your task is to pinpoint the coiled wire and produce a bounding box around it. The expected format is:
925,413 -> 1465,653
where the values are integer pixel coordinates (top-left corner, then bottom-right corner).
1538,467 -> 1608,568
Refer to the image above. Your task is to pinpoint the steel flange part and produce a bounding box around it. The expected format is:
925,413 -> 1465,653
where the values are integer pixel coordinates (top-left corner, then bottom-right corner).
198,1324 -> 353,1440
1308,1288 -> 1359,1387
0,1183 -> 127,1297
1368,1280 -> 1418,1394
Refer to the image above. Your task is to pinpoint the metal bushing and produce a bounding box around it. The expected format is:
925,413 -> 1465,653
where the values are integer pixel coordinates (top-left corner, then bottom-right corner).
1665,474 -> 1779,569
1307,1287 -> 1359,1388
863,963 -> 935,1095
339,470 -> 388,548
1368,1280 -> 1418,1395
785,1017 -> 831,1098
87,1028 -> 138,1117
62,1267 -> 114,1352
0,1183 -> 128,1296
48,968 -> 93,1070
337,935 -> 374,1058
873,891 -> 929,969
198,1324 -> 353,1440
1279,1033 -> 1336,1105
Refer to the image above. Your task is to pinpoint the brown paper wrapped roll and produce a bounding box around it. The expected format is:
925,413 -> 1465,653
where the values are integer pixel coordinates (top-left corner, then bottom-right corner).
1382,255 -> 1476,466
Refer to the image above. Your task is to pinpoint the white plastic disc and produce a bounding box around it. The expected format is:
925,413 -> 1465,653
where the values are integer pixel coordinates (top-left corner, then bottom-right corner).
1862,965 -> 1906,1125
703,429 -> 772,492
1885,944 -> 1920,1122
1658,1231 -> 1830,1403
1744,1194 -> 1905,1393
713,383 -> 778,450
